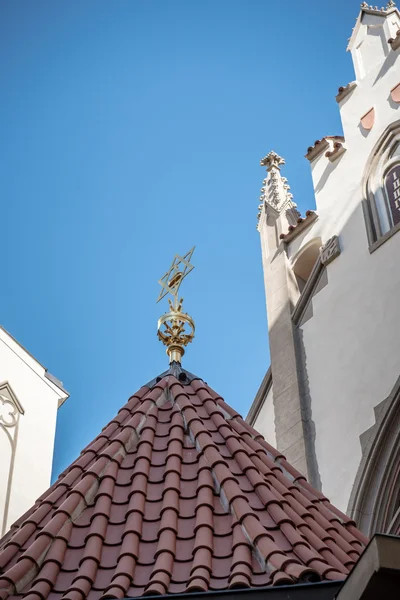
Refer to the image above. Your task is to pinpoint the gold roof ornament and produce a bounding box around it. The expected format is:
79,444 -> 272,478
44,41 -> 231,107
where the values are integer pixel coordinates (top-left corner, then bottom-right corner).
156,247 -> 195,364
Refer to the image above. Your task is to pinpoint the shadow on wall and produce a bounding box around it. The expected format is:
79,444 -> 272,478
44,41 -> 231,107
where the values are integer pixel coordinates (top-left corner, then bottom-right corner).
266,257 -> 322,491
285,199 -> 399,525
314,153 -> 345,195
388,93 -> 400,111
374,46 -> 398,85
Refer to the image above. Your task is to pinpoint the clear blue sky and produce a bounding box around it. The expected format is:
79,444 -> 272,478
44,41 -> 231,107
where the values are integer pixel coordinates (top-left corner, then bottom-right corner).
0,0 -> 359,479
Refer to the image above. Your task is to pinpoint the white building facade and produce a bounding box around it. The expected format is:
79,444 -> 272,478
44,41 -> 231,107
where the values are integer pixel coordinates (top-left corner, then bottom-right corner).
248,2 -> 400,537
0,327 -> 68,536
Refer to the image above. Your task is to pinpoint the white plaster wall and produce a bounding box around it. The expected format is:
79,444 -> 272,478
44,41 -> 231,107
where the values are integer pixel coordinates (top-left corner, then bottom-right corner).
286,221 -> 320,263
253,384 -> 276,447
294,19 -> 400,511
0,328 -> 66,534
0,431 -> 12,535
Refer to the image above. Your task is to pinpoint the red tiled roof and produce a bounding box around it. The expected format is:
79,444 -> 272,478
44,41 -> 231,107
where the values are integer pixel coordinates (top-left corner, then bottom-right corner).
0,367 -> 368,600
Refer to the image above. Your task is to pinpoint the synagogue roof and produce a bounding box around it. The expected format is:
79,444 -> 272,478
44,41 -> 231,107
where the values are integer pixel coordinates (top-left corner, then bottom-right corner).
0,364 -> 367,600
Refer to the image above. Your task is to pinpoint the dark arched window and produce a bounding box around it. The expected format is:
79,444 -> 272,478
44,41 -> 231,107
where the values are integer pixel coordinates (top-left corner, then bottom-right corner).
363,121 -> 400,250
383,161 -> 400,228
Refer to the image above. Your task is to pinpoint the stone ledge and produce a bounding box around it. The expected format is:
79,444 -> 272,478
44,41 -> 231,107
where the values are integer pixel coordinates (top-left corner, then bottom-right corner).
336,81 -> 357,103
336,534 -> 400,600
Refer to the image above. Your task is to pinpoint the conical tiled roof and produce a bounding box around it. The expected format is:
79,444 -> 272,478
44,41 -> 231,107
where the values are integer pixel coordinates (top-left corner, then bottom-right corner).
0,366 -> 368,600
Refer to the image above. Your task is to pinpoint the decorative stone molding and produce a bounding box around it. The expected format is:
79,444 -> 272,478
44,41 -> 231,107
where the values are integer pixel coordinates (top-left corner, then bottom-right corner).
257,151 -> 299,227
389,28 -> 400,49
0,397 -> 19,428
305,138 -> 330,162
336,81 -> 357,103
360,1 -> 396,14
0,382 -> 23,536
361,108 -> 375,131
305,137 -> 346,162
269,170 -> 282,207
0,383 -> 24,427
291,256 -> 325,327
279,210 -> 318,242
348,375 -> 400,536
363,121 -> 400,250
260,151 -> 285,171
325,141 -> 346,162
320,235 -> 341,266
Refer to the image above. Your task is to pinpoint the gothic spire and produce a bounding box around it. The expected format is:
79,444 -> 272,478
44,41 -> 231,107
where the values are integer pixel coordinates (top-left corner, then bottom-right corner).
257,151 -> 298,228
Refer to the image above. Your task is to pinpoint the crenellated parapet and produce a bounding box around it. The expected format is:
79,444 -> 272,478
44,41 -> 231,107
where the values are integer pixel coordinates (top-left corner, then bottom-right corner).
348,1 -> 400,56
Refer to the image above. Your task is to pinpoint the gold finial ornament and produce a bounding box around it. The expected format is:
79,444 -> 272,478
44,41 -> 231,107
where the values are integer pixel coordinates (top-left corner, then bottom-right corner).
157,247 -> 195,364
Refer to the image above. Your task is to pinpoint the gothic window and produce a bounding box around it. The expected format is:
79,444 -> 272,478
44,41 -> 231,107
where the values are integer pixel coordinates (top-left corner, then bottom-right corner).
384,160 -> 400,227
364,121 -> 400,250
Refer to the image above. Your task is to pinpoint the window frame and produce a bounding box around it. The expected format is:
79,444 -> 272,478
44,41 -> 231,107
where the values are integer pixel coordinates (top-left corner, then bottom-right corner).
363,120 -> 400,252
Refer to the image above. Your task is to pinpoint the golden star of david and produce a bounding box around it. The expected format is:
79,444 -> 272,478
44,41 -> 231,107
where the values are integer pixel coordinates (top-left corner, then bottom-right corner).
157,247 -> 195,305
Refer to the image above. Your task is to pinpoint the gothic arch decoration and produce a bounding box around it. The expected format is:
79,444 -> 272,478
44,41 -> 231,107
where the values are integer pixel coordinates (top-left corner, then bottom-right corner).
290,236 -> 341,329
363,119 -> 400,249
291,237 -> 322,293
0,382 -> 24,536
347,375 -> 400,536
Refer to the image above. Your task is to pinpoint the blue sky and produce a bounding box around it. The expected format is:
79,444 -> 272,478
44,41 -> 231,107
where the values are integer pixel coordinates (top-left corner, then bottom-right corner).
0,0 -> 359,479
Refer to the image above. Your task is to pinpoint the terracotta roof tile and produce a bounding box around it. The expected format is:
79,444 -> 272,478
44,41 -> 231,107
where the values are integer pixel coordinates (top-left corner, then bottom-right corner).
0,367 -> 368,599
279,210 -> 318,242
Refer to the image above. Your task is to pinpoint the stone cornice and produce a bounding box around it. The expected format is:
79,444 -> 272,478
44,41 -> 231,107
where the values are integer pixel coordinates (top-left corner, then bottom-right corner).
336,81 -> 357,103
389,28 -> 400,49
305,136 -> 345,162
279,211 -> 318,243
325,141 -> 346,162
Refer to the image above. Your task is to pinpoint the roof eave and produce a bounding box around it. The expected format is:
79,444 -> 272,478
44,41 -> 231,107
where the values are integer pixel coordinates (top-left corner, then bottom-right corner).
125,581 -> 343,600
0,325 -> 69,406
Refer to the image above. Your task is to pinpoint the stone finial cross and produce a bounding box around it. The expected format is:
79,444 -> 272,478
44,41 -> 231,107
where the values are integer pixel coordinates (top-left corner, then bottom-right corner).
260,151 -> 285,171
